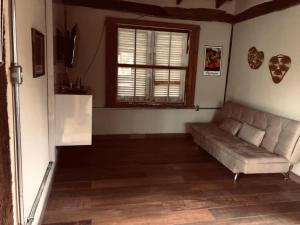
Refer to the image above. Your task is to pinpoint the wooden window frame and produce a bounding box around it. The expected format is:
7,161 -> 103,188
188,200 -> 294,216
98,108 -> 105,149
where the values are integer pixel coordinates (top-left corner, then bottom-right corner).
105,17 -> 200,108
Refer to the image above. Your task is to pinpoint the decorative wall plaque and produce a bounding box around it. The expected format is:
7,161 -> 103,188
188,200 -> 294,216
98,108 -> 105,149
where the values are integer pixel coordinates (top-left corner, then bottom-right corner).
248,47 -> 264,69
269,54 -> 291,84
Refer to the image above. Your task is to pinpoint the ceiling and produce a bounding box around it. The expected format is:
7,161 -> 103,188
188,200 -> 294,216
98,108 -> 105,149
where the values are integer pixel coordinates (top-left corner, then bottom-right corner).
175,0 -> 232,8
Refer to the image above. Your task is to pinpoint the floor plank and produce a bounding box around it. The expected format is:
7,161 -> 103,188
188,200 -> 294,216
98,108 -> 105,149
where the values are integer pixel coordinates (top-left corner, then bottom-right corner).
42,136 -> 300,225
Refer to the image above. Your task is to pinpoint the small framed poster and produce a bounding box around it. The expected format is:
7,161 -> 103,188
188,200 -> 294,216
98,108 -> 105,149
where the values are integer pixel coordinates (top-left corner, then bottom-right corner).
203,46 -> 222,76
31,28 -> 45,78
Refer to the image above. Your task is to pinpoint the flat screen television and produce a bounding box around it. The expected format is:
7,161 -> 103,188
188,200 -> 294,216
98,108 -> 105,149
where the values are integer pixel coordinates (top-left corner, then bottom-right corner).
65,24 -> 78,68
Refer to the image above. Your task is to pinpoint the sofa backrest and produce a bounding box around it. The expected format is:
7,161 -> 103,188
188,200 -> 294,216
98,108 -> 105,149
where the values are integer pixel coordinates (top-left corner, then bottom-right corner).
214,101 -> 300,164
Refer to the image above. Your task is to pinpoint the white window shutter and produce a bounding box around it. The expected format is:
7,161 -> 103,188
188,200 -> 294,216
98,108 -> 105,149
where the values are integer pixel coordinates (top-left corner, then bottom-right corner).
154,31 -> 170,66
136,30 -> 151,65
117,27 -> 189,104
118,28 -> 135,64
170,33 -> 189,67
117,67 -> 135,101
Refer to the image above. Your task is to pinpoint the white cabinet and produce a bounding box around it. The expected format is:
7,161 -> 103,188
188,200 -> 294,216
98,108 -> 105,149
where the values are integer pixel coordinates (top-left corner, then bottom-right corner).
55,94 -> 92,146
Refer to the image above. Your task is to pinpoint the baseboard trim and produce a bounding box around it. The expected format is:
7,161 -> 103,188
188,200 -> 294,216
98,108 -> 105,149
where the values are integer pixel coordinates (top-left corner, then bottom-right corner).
37,161 -> 57,225
290,172 -> 300,184
93,133 -> 191,141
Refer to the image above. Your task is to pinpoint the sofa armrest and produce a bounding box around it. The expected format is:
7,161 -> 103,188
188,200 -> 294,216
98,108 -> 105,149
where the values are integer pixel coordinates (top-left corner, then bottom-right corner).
185,122 -> 208,133
291,136 -> 300,165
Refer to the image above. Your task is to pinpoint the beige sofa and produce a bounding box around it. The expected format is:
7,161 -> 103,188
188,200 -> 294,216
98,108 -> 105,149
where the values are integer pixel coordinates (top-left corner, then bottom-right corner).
189,101 -> 300,183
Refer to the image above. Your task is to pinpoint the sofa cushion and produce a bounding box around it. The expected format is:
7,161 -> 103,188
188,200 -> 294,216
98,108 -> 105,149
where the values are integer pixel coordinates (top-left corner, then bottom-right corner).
219,118 -> 242,136
190,123 -> 234,140
207,134 -> 288,164
238,123 -> 266,147
274,121 -> 300,159
205,134 -> 289,174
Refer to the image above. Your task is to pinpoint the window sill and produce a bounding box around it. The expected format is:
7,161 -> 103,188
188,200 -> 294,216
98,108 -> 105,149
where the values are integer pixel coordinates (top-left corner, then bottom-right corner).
105,103 -> 195,109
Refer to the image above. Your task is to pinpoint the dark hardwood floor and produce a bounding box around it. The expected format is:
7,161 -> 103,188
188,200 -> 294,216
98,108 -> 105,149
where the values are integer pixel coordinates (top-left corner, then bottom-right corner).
42,136 -> 300,225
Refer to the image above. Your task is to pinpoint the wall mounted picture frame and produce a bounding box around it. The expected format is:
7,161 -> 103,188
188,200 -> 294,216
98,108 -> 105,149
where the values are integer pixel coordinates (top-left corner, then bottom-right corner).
203,46 -> 222,76
31,28 -> 45,78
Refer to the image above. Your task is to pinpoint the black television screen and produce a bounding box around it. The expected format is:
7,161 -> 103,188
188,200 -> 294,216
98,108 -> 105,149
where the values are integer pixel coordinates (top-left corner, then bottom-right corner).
65,24 -> 78,68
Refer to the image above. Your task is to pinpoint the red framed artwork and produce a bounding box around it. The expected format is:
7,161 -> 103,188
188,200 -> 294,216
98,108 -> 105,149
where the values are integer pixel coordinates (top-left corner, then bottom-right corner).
203,46 -> 222,76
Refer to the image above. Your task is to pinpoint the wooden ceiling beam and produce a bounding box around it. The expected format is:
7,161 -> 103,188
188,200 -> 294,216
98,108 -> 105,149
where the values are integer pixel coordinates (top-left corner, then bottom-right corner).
216,0 -> 231,9
63,0 -> 234,23
176,0 -> 183,5
62,0 -> 300,24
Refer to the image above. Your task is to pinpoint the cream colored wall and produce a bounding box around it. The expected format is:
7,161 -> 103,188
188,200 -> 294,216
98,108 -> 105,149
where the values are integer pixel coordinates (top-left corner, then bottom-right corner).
234,0 -> 270,14
53,3 -> 65,31
47,1 -> 56,162
65,5 -> 232,134
227,4 -> 300,175
14,0 -> 55,223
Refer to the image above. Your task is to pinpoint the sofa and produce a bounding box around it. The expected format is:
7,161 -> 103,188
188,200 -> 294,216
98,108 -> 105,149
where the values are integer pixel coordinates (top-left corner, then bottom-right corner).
188,101 -> 300,183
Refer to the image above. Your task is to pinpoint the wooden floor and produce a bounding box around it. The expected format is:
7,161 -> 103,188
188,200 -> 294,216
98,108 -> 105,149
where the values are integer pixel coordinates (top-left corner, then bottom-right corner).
42,136 -> 300,225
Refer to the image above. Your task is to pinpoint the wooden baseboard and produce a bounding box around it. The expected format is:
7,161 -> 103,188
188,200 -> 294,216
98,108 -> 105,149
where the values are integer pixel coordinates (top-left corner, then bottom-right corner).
290,172 -> 300,184
93,133 -> 191,141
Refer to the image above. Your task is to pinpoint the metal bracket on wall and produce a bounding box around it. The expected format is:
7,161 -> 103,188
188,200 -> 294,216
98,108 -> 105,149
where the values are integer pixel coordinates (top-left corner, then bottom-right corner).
195,105 -> 223,111
10,64 -> 23,85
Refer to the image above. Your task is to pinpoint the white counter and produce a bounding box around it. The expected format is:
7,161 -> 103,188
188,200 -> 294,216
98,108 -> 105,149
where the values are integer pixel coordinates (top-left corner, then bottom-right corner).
55,94 -> 92,146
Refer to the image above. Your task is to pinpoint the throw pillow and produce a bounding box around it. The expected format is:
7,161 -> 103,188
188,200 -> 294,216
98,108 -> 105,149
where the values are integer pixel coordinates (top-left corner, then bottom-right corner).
219,118 -> 242,136
238,123 -> 266,147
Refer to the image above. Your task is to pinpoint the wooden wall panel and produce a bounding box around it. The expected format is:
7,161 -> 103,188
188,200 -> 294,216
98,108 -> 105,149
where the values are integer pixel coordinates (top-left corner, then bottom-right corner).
0,41 -> 13,225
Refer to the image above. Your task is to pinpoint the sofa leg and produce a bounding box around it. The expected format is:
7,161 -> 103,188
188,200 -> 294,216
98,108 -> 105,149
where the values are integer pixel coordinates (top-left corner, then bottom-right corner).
234,173 -> 240,184
282,172 -> 289,180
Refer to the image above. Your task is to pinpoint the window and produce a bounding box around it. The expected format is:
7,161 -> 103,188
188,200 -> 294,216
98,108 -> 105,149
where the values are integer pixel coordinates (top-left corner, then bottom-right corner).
106,18 -> 200,108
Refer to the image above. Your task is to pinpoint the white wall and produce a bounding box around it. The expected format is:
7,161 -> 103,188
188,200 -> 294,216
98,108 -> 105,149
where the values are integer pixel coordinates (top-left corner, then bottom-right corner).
64,5 -> 232,134
14,0 -> 55,223
53,3 -> 65,32
47,1 -> 56,162
234,0 -> 270,14
227,4 -> 300,175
